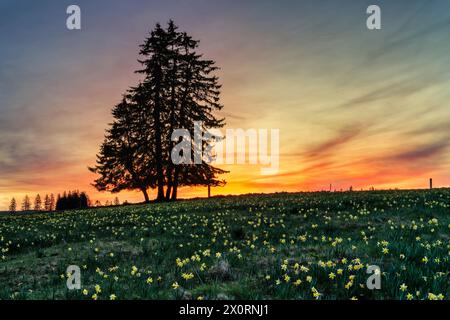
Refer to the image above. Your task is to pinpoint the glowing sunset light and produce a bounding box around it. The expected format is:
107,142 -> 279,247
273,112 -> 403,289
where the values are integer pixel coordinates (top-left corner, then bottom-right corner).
1,0 -> 450,210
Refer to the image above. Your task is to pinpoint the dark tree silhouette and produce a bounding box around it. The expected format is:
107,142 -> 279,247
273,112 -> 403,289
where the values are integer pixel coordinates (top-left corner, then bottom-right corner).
34,194 -> 42,211
50,193 -> 55,211
44,194 -> 51,211
89,97 -> 156,202
9,198 -> 17,213
90,20 -> 227,202
55,191 -> 89,210
162,22 -> 227,200
21,195 -> 31,211
136,31 -> 165,201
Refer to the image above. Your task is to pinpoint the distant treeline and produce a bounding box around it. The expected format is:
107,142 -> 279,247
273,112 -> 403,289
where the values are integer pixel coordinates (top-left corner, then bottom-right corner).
8,192 -> 124,213
9,191 -> 90,213
55,191 -> 89,210
9,194 -> 56,213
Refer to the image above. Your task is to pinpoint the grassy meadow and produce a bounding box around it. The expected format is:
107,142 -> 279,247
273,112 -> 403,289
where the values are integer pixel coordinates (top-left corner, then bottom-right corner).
0,190 -> 448,300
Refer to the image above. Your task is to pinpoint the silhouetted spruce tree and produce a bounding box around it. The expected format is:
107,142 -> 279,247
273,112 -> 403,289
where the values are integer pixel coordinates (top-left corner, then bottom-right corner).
44,194 -> 51,211
56,194 -> 61,209
9,198 -> 17,213
50,194 -> 55,211
134,23 -> 173,201
55,191 -> 89,210
21,195 -> 31,211
91,20 -> 226,202
136,20 -> 227,200
165,24 -> 227,200
80,192 -> 89,208
89,97 -> 157,202
34,194 -> 42,211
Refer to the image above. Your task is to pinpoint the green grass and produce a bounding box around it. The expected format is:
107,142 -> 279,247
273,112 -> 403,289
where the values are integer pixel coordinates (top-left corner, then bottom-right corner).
0,189 -> 448,300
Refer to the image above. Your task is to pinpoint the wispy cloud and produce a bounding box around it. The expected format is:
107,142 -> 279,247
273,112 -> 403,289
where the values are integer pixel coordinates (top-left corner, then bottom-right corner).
1,0 -> 450,209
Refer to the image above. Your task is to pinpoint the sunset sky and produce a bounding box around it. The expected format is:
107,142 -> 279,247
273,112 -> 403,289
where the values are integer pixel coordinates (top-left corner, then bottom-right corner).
1,0 -> 450,210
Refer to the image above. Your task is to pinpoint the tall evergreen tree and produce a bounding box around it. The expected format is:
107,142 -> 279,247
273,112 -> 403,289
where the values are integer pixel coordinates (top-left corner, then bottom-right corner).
89,97 -> 157,202
91,20 -> 227,202
50,194 -> 55,211
166,25 -> 227,199
135,23 -> 172,201
9,198 -> 17,213
44,194 -> 51,211
21,195 -> 31,211
34,194 -> 42,211
139,20 -> 227,200
55,191 -> 89,210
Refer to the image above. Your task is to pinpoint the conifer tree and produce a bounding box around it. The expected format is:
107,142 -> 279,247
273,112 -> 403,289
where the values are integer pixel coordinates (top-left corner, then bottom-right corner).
34,194 -> 42,211
89,97 -> 156,202
9,198 -> 17,213
50,194 -> 55,211
44,194 -> 51,211
91,20 -> 227,202
22,195 -> 31,211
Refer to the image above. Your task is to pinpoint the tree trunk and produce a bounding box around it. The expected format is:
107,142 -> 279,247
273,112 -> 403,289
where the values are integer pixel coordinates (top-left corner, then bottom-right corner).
171,167 -> 180,200
153,71 -> 165,202
170,45 -> 191,202
142,188 -> 150,203
165,61 -> 177,201
165,168 -> 173,200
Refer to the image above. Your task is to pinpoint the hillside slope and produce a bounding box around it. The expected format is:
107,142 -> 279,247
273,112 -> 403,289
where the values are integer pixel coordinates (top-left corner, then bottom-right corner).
0,190 -> 448,300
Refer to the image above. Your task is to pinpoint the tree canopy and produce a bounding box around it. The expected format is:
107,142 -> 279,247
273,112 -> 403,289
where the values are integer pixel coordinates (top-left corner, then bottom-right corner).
90,21 -> 227,202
